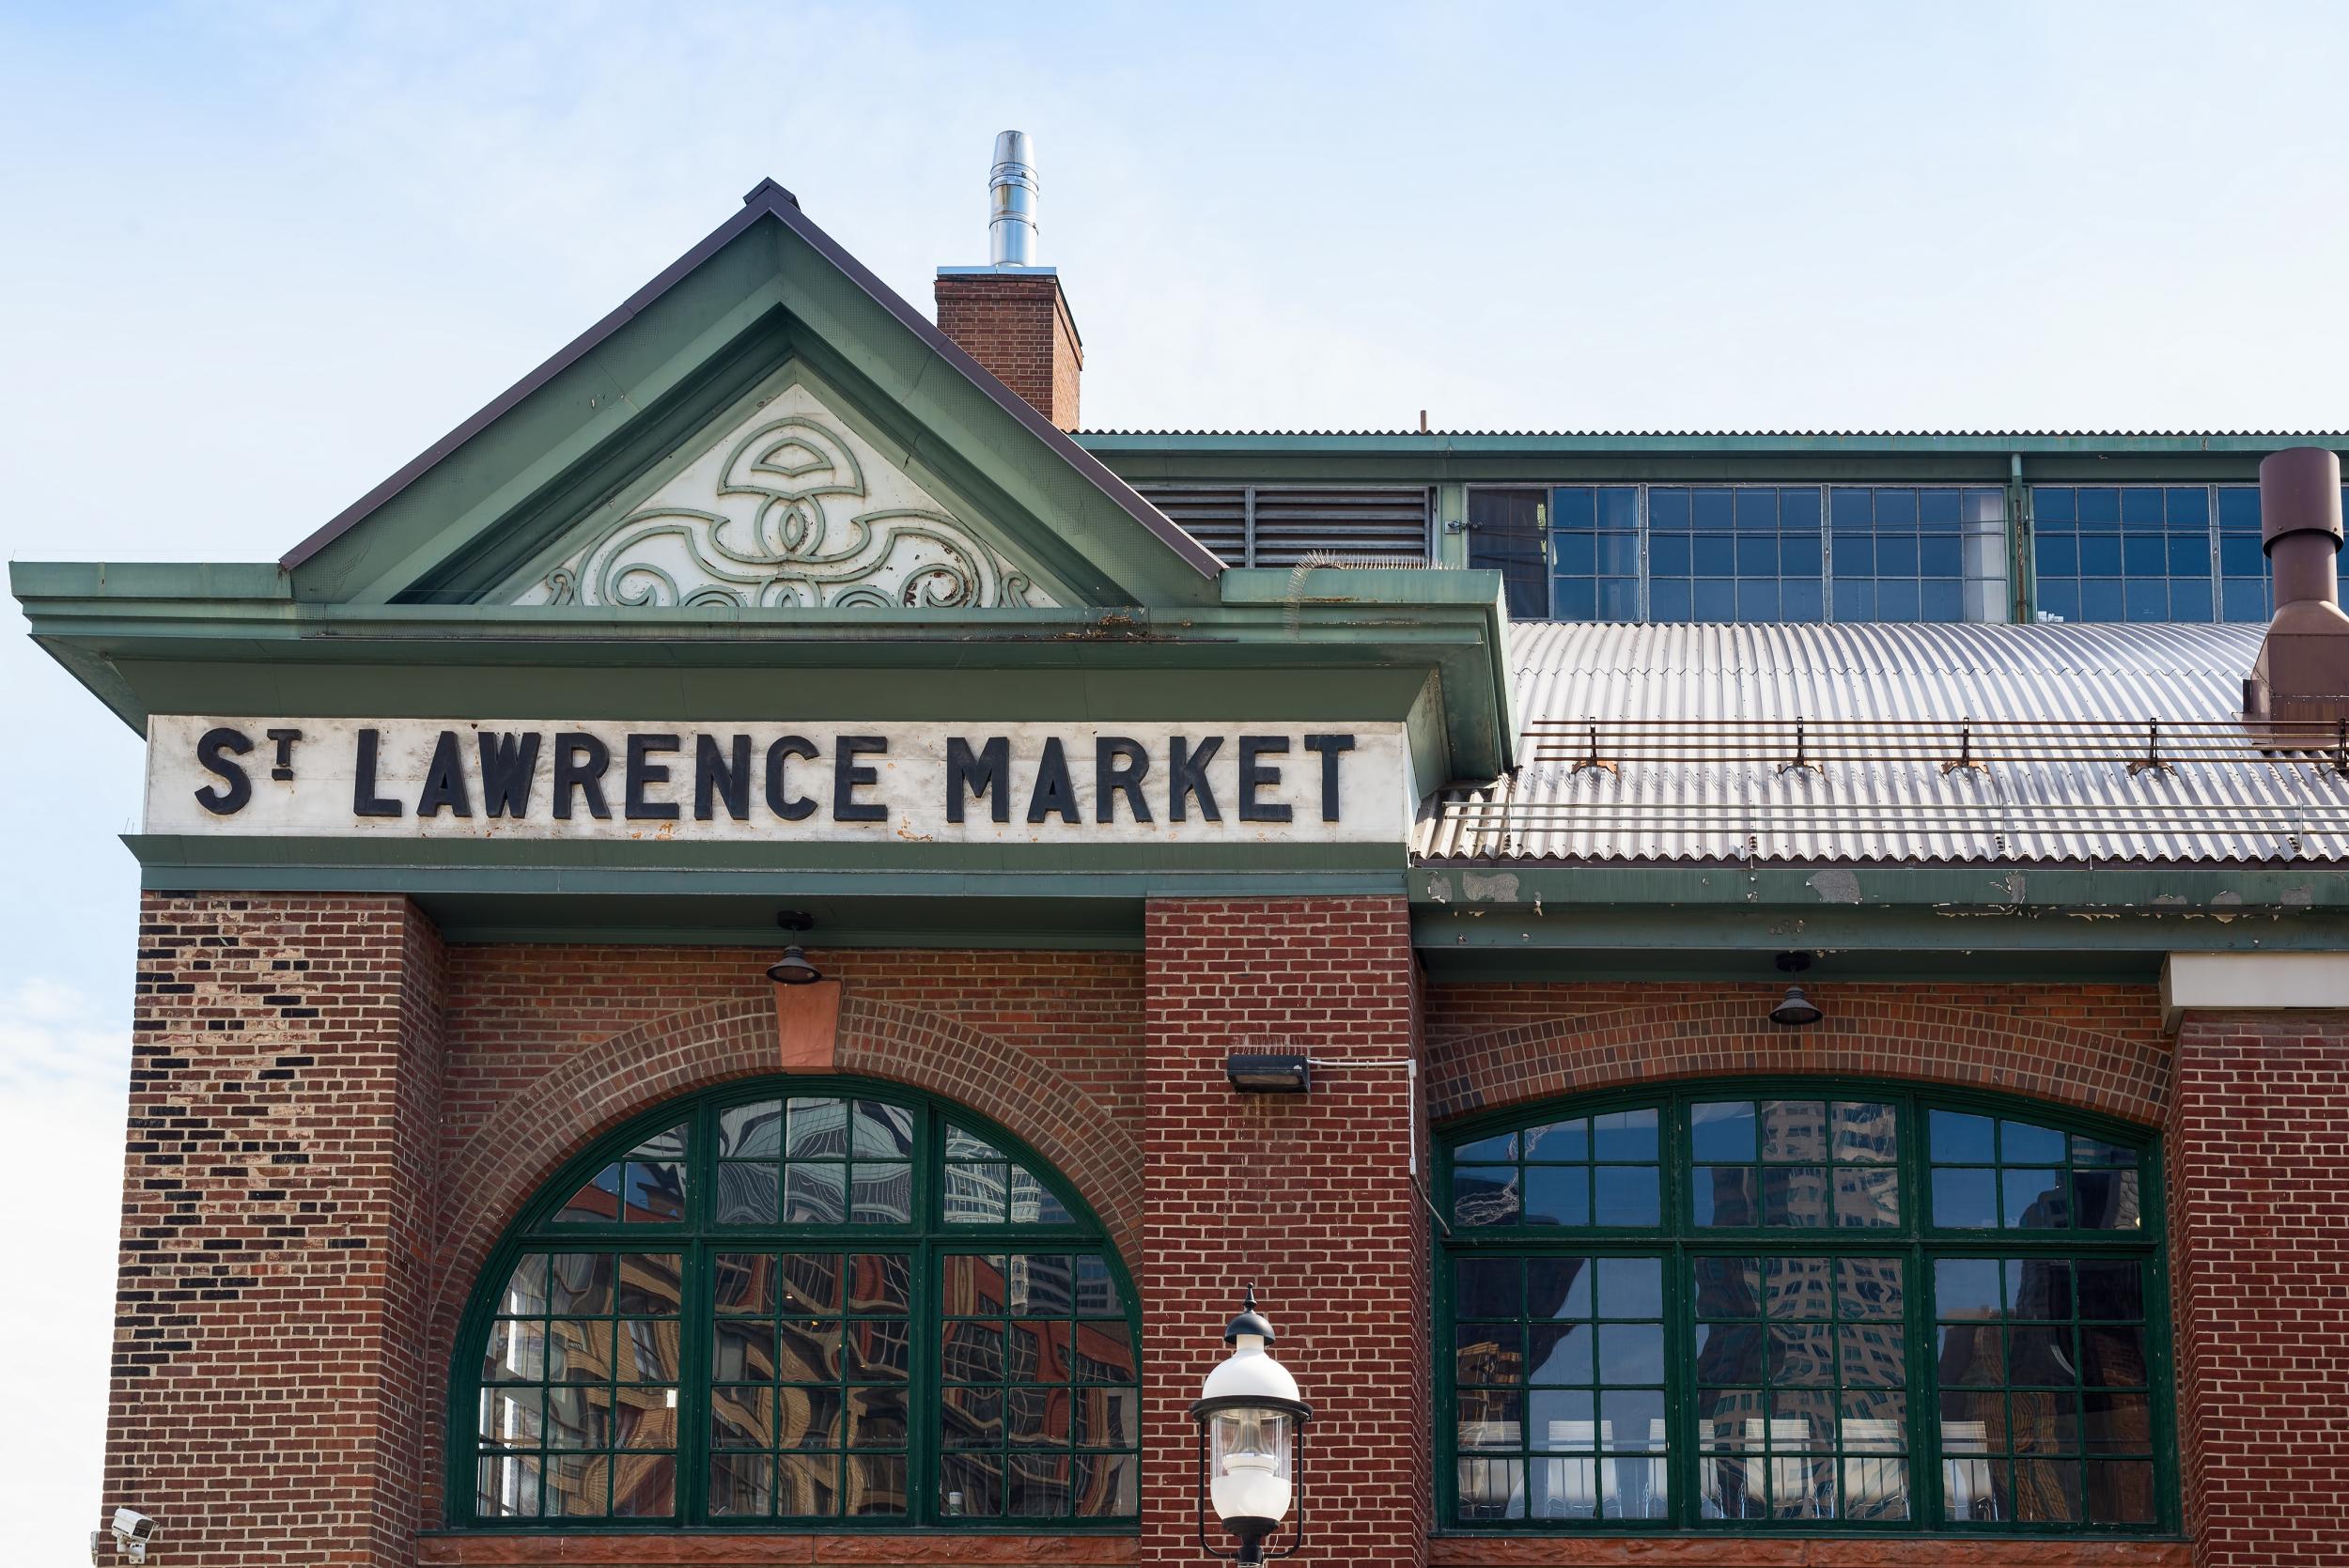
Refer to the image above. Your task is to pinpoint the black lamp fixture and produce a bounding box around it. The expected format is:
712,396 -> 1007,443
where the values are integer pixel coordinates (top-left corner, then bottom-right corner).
767,910 -> 822,986
1225,1053 -> 1311,1094
1767,953 -> 1823,1028
1190,1288 -> 1310,1563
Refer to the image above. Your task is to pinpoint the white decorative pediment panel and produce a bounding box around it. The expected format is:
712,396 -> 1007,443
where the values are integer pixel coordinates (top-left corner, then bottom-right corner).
514,384 -> 1054,609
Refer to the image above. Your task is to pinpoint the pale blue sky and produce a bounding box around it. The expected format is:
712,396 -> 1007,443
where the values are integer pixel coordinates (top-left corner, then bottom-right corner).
4,0 -> 2347,1553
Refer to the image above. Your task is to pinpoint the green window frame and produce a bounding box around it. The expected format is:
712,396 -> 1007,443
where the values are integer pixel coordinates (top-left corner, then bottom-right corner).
450,1079 -> 1141,1531
1436,1081 -> 2174,1536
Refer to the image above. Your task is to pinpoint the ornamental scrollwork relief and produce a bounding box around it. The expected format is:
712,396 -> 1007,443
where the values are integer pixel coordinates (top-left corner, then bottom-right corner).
520,396 -> 1050,609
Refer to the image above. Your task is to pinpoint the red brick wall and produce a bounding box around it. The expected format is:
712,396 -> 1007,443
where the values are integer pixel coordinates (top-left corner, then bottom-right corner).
1427,981 -> 2173,1126
2168,1011 -> 2349,1568
113,892 -> 444,1567
1141,896 -> 1429,1568
423,945 -> 1147,1529
934,272 -> 1083,429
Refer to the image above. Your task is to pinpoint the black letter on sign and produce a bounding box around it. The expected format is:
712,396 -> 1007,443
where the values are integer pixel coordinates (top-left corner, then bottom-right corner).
1237,736 -> 1292,823
477,732 -> 540,818
946,737 -> 1011,824
1027,737 -> 1081,824
1096,737 -> 1152,823
626,733 -> 680,821
552,732 -> 612,820
1302,733 -> 1357,822
1169,735 -> 1222,822
353,728 -> 403,817
193,726 -> 253,815
695,735 -> 752,821
766,737 -> 817,821
415,730 -> 474,817
265,727 -> 302,781
833,737 -> 888,822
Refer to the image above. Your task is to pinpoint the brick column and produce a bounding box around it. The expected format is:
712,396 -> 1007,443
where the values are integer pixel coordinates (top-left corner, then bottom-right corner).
109,893 -> 445,1567
1143,896 -> 1427,1567
2167,1010 -> 2349,1566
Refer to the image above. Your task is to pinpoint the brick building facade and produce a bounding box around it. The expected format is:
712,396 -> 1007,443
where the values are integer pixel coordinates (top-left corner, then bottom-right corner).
23,163 -> 2349,1568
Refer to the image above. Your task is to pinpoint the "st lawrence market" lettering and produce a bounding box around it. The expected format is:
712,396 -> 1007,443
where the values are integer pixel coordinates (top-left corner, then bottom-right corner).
191,726 -> 1360,827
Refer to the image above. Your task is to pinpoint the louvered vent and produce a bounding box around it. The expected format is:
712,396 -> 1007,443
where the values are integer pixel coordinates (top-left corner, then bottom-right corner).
1134,486 -> 1433,567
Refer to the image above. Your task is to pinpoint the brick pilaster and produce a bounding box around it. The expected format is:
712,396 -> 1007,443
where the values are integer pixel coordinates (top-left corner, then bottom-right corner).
2167,1009 -> 2349,1567
110,893 -> 445,1567
1142,896 -> 1428,1567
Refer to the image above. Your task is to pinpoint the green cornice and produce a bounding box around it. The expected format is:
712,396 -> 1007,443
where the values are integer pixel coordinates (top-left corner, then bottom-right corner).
13,567 -> 1516,782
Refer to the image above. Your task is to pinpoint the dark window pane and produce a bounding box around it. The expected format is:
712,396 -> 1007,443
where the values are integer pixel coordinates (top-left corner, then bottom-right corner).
1529,1257 -> 1595,1319
1456,1257 -> 1522,1319
1936,1257 -> 2003,1318
2004,1170 -> 2068,1229
1526,1120 -> 1589,1161
1595,1166 -> 1660,1227
1522,1167 -> 1590,1227
1595,1110 -> 1659,1161
1599,1257 -> 1663,1319
2073,1169 -> 2144,1231
1695,1322 -> 1767,1385
1937,1325 -> 2004,1387
1457,1456 -> 1526,1521
1527,1323 -> 1590,1385
1835,1168 -> 1901,1227
1649,489 -> 1691,529
2076,1261 -> 2144,1322
1552,488 -> 1596,528
1694,1166 -> 1759,1228
1762,1167 -> 1832,1227
1597,1322 -> 1666,1384
2086,1460 -> 2157,1524
1455,1167 -> 1520,1227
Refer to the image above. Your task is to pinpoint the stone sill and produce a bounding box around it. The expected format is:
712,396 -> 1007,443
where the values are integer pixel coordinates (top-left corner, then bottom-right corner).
416,1534 -> 1138,1566
1429,1539 -> 2191,1568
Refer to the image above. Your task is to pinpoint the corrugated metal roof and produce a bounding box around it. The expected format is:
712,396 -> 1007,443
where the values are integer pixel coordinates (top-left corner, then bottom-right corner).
1081,428 -> 2349,439
1415,622 -> 2349,865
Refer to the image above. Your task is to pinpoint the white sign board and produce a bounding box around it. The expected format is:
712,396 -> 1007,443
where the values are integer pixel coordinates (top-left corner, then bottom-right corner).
144,718 -> 1414,846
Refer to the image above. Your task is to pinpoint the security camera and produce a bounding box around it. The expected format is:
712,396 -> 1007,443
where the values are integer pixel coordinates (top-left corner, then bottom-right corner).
110,1508 -> 158,1562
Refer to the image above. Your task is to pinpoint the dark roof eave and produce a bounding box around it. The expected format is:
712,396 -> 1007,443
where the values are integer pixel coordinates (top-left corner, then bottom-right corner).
279,179 -> 1221,581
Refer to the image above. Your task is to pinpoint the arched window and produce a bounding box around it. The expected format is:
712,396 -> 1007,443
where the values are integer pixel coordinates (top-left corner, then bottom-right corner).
455,1079 -> 1139,1529
1438,1083 -> 2170,1534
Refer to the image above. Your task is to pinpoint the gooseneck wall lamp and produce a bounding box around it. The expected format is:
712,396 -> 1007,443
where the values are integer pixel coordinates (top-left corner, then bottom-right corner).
1190,1288 -> 1311,1563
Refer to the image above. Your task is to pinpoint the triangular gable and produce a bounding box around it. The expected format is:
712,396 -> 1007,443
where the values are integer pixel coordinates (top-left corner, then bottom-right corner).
281,180 -> 1219,610
507,378 -> 1055,609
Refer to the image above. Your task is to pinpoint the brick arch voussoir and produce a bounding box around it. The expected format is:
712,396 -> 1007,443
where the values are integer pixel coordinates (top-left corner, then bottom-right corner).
1429,998 -> 2170,1129
435,988 -> 1142,1331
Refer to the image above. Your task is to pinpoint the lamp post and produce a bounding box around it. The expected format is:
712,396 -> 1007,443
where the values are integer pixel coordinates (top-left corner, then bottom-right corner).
1190,1288 -> 1311,1563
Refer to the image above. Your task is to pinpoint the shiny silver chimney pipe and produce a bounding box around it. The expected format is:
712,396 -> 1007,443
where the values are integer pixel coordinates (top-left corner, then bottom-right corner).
988,130 -> 1038,267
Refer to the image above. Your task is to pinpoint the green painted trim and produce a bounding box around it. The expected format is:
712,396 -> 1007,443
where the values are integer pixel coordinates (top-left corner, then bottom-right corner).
1431,1080 -> 2176,1537
445,1078 -> 1142,1531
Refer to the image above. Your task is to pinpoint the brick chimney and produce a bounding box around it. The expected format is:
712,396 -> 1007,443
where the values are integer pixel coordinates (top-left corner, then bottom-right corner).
934,131 -> 1083,430
2245,446 -> 2349,726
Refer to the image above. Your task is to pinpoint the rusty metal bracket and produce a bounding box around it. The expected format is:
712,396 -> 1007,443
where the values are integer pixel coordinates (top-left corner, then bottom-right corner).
2126,720 -> 2174,778
1940,718 -> 1987,777
1567,721 -> 1618,778
1778,718 -> 1821,777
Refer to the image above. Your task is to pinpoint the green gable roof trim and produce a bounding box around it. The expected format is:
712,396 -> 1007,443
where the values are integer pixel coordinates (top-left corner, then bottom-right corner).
280,179 -> 1224,610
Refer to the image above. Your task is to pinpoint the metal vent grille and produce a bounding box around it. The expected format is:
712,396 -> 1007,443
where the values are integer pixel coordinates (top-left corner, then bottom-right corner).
1134,485 -> 1432,567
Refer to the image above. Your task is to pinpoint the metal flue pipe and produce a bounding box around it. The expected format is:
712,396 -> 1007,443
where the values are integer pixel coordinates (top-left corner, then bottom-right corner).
988,130 -> 1038,267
